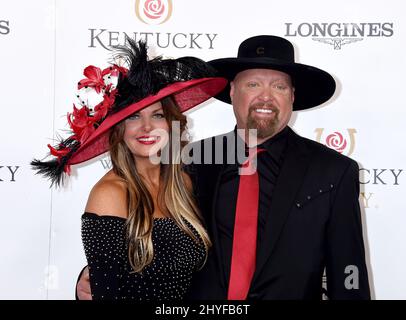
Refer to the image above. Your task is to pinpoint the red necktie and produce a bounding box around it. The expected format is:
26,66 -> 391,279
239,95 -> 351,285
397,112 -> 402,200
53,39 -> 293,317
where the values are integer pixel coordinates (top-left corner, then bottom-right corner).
227,147 -> 264,300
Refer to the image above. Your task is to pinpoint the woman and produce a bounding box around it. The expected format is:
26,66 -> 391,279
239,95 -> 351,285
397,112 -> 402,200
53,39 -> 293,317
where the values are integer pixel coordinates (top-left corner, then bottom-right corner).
32,39 -> 227,300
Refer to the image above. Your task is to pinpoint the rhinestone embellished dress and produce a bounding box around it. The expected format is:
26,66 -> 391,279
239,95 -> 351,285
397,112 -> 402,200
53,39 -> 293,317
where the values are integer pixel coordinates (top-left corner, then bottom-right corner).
81,212 -> 205,300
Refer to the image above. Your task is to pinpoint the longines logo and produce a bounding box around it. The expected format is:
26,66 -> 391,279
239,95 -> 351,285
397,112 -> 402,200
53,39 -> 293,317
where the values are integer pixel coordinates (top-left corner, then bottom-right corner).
285,22 -> 393,50
0,19 -> 10,35
0,165 -> 19,182
315,128 -> 356,156
135,0 -> 172,25
88,29 -> 218,50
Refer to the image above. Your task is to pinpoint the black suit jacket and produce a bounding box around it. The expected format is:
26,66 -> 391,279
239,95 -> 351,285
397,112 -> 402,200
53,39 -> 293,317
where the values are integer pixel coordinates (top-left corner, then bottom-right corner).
186,127 -> 370,300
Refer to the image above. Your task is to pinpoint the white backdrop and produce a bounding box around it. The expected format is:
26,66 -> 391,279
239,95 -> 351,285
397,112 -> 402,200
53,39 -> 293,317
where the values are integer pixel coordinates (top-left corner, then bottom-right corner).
1,0 -> 405,299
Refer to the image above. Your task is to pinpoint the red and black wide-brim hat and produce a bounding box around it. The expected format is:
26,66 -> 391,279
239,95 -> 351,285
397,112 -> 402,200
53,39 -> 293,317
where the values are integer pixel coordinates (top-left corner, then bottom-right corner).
31,39 -> 227,186
209,35 -> 336,111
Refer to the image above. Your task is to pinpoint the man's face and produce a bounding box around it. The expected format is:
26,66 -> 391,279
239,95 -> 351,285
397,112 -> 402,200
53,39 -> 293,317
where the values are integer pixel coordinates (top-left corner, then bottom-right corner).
230,68 -> 295,142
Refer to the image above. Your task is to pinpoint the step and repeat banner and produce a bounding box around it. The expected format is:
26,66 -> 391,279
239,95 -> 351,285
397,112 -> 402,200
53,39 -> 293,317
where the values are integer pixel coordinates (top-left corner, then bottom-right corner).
1,0 -> 405,299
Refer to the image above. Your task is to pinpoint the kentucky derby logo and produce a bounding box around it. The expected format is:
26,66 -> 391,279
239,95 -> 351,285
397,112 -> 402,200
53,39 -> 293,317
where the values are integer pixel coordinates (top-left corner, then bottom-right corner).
315,128 -> 356,156
135,0 -> 172,25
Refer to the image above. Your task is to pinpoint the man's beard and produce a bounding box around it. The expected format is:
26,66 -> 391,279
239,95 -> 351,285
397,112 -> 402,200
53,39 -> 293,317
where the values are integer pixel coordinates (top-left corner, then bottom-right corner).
246,102 -> 280,139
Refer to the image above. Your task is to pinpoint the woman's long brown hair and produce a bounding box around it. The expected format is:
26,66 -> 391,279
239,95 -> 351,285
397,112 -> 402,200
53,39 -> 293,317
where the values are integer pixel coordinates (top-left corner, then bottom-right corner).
108,96 -> 210,272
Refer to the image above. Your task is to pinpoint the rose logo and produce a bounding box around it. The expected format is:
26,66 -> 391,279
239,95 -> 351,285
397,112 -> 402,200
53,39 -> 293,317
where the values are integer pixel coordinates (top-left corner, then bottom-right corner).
315,128 -> 357,157
325,132 -> 347,153
144,0 -> 164,20
135,0 -> 172,25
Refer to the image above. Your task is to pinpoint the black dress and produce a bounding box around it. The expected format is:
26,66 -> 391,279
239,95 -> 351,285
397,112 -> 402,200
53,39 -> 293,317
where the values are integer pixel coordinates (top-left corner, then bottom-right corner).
81,212 -> 206,300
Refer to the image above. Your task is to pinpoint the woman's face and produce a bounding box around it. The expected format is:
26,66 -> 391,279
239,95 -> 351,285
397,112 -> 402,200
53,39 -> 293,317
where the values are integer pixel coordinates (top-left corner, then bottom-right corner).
123,101 -> 170,160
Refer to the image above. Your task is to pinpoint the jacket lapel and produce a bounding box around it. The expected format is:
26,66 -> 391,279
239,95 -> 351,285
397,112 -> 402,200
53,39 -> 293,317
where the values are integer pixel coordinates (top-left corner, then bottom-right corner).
200,131 -> 235,293
209,162 -> 228,290
251,130 -> 312,287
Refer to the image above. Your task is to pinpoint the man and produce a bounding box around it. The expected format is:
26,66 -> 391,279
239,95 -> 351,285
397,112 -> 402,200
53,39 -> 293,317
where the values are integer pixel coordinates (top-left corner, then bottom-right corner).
185,35 -> 370,300
77,35 -> 370,300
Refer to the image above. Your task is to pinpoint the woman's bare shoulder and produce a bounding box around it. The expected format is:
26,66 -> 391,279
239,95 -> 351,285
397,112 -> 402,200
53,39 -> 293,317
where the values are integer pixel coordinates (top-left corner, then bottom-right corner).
85,170 -> 128,218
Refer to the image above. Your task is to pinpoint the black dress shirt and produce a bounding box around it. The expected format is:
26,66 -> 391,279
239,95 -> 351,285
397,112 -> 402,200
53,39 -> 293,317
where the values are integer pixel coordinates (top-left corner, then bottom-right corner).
215,127 -> 289,282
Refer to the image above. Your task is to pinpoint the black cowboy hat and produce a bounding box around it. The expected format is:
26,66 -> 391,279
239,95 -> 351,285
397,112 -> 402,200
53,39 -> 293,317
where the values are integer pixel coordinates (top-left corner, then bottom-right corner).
209,35 -> 336,111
